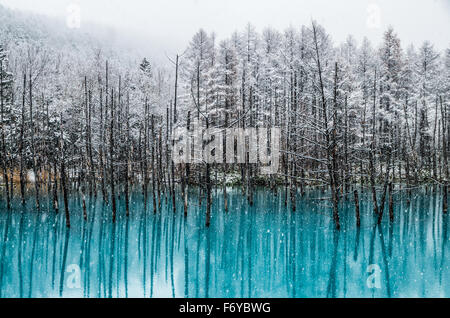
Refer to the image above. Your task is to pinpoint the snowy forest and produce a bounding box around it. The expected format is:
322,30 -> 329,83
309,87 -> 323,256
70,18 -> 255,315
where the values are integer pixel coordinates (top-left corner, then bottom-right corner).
0,4 -> 449,231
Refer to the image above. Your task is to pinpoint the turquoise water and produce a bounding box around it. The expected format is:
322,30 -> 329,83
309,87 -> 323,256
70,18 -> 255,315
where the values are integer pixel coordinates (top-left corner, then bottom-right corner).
0,187 -> 448,298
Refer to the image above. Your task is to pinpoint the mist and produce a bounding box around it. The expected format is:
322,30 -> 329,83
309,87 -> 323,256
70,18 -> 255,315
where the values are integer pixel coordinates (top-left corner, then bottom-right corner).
1,0 -> 449,64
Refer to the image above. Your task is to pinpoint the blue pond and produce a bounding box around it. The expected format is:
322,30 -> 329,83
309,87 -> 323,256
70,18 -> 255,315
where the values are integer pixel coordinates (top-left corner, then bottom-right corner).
0,187 -> 448,298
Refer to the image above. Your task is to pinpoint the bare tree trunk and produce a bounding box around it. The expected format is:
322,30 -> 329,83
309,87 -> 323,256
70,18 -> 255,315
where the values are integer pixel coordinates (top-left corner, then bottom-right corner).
174,54 -> 179,124
377,154 -> 391,225
205,118 -> 212,227
143,99 -> 149,211
313,37 -> 341,229
157,126 -> 162,208
99,88 -> 107,202
82,191 -> 87,221
151,114 -> 157,214
84,78 -> 96,197
169,110 -> 176,213
222,110 -> 228,213
0,60 -> 11,210
19,73 -> 26,205
440,96 -> 448,181
369,70 -> 379,216
125,93 -> 130,217
109,89 -> 117,223
52,158 -> 59,213
290,71 -> 297,212
181,112 -> 191,217
60,114 -> 70,228
29,71 -> 40,210
313,24 -> 340,229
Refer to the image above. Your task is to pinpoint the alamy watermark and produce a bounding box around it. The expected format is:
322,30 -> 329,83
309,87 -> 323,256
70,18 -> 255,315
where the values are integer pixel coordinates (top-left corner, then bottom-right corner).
366,264 -> 382,289
66,264 -> 81,289
366,3 -> 381,30
66,3 -> 81,29
172,118 -> 281,175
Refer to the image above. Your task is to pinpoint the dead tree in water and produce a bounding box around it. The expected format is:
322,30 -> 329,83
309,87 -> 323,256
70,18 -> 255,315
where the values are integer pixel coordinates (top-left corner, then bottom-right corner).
167,53 -> 181,213
143,98 -> 149,211
99,87 -> 107,202
59,114 -> 70,228
182,111 -> 191,217
19,73 -> 26,205
29,72 -> 40,210
84,77 -> 96,197
440,96 -> 449,181
205,117 -> 212,227
440,96 -> 448,216
151,114 -> 157,214
157,125 -> 163,208
369,70 -> 379,216
330,62 -> 341,229
110,88 -> 117,223
312,23 -> 340,230
377,154 -> 392,225
124,92 -> 130,217
168,108 -> 176,213
0,60 -> 11,210
166,107 -> 172,206
223,112 -> 228,213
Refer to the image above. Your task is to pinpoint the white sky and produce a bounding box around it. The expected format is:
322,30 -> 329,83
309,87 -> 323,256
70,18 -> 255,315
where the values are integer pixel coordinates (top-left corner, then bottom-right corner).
1,0 -> 449,62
